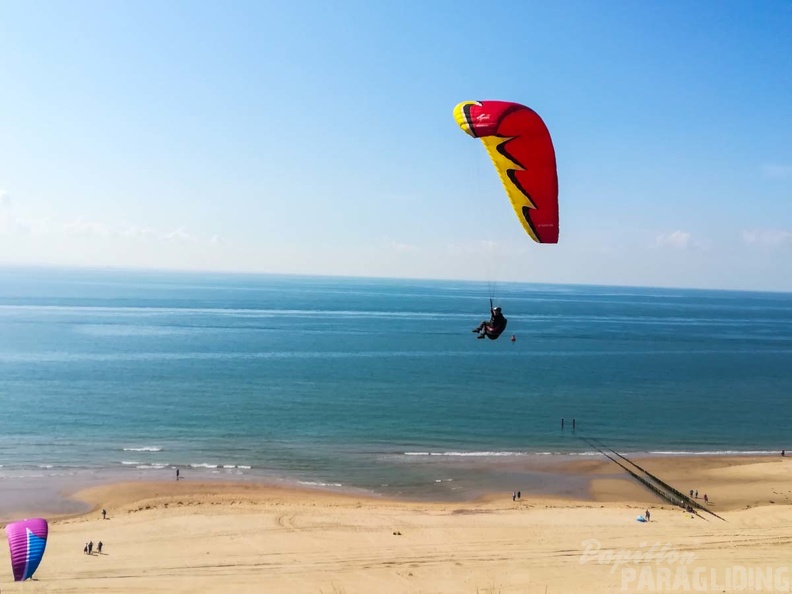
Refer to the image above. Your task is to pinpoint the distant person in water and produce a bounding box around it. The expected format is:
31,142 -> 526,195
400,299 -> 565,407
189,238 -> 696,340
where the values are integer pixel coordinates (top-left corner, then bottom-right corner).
473,306 -> 507,340
510,334 -> 516,342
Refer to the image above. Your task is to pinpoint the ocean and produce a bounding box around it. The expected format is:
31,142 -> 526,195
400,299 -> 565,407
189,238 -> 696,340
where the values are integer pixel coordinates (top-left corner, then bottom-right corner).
1,267 -> 791,514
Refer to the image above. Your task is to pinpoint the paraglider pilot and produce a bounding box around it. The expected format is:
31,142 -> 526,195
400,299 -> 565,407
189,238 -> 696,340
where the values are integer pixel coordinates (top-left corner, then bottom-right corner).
473,305 -> 508,340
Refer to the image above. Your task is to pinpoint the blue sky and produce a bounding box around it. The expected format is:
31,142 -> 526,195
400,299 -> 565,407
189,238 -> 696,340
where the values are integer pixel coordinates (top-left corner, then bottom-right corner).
1,0 -> 790,290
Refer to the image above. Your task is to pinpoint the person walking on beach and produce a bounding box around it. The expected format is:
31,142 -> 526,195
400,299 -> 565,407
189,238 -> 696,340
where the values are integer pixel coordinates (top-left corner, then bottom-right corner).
176,468 -> 180,481
88,541 -> 93,555
517,491 -> 521,500
703,493 -> 708,504
83,543 -> 88,555
97,541 -> 103,554
512,491 -> 516,501
102,508 -> 106,520
695,490 -> 698,499
645,509 -> 650,522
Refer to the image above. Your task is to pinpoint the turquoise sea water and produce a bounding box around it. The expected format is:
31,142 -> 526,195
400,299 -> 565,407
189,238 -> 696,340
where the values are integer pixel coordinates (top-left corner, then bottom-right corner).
1,267 -> 791,512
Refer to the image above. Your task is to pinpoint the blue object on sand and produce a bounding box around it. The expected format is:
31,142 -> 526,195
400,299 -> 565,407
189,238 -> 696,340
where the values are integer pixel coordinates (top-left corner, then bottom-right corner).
636,515 -> 647,522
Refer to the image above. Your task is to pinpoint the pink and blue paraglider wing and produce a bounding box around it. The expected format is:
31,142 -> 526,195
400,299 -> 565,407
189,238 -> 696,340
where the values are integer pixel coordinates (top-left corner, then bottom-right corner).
5,518 -> 48,581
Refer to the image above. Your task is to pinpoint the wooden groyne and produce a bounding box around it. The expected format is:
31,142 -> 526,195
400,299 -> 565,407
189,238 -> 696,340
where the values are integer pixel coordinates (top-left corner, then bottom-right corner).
579,435 -> 726,522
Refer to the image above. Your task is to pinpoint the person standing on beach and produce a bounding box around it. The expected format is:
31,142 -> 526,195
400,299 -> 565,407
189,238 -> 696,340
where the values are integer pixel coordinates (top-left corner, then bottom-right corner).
512,491 -> 516,501
645,509 -> 650,522
176,468 -> 180,481
84,543 -> 88,555
102,508 -> 106,520
97,541 -> 103,554
88,541 -> 93,555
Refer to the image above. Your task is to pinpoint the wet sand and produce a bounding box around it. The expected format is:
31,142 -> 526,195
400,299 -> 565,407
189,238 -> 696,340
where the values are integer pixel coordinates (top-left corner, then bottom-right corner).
2,455 -> 790,593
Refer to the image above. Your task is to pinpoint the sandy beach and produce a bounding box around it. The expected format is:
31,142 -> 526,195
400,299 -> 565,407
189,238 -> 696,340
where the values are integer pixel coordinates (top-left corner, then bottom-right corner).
2,455 -> 790,593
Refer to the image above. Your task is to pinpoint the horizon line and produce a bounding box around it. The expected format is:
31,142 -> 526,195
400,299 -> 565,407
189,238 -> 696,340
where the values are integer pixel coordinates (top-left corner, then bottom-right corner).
1,262 -> 791,296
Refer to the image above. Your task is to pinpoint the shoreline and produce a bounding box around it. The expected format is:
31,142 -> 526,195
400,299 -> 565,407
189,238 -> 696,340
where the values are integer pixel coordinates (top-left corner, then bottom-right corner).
3,452 -> 788,522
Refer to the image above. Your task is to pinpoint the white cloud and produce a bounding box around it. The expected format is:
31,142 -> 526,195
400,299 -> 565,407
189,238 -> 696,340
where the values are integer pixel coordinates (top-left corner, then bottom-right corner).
0,191 -> 13,233
0,190 -> 223,245
62,217 -> 113,238
383,238 -> 419,255
60,218 -> 206,244
445,239 -> 509,256
762,164 -> 792,180
164,228 -> 198,243
742,229 -> 792,248
120,226 -> 158,240
1,192 -> 219,245
655,230 -> 692,250
0,191 -> 33,236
